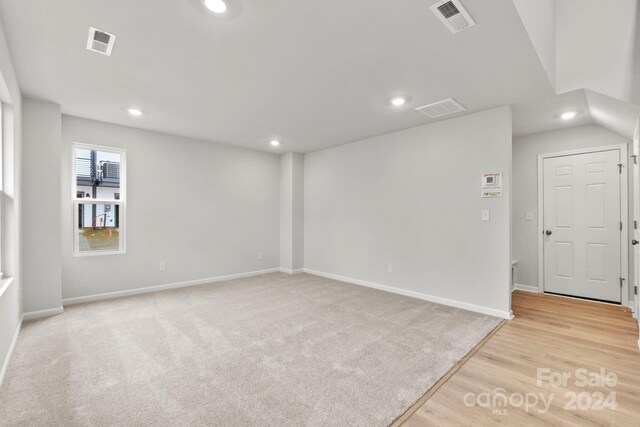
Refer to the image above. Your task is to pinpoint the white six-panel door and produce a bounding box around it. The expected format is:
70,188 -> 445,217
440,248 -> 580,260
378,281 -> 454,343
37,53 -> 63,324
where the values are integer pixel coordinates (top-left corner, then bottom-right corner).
543,150 -> 622,303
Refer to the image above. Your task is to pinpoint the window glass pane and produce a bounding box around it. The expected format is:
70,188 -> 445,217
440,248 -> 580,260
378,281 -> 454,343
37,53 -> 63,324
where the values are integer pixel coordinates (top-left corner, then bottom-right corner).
75,148 -> 121,198
77,202 -> 120,253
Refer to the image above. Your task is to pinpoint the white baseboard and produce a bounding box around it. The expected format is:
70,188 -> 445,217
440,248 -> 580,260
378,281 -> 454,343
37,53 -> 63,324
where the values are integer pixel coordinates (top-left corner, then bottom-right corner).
23,307 -> 64,321
62,267 -> 281,306
512,283 -> 540,293
279,268 -> 304,275
0,314 -> 23,388
303,269 -> 512,319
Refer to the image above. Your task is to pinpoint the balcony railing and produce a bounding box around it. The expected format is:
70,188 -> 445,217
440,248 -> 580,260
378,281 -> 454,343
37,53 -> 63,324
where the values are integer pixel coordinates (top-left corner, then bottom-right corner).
76,157 -> 93,178
76,158 -> 120,188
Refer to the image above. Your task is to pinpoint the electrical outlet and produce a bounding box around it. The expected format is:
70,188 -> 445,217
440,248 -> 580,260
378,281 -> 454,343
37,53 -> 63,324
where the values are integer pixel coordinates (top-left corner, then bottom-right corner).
257,252 -> 263,261
388,264 -> 394,273
159,261 -> 166,272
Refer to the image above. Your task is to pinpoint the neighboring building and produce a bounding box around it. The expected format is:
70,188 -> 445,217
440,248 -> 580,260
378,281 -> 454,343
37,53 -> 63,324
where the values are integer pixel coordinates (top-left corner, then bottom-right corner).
75,148 -> 121,229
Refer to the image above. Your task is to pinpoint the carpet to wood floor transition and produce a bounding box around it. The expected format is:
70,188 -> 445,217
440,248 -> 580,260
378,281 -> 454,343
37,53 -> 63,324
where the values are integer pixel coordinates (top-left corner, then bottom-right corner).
0,272 -> 501,426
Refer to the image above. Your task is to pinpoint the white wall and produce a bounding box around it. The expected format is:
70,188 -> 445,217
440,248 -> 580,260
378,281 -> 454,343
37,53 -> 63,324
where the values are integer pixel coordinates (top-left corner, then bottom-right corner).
292,154 -> 304,270
0,18 -> 23,385
22,98 -> 62,313
512,0 -> 556,88
279,152 -> 304,272
280,154 -> 293,271
61,116 -> 281,300
304,107 -> 513,318
512,125 -> 632,303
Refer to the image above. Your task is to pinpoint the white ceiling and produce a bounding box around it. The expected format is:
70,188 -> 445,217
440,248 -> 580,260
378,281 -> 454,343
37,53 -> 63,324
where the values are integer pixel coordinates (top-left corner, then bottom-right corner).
512,90 -> 593,137
585,89 -> 640,141
513,88 -> 640,141
0,0 -> 555,153
555,0 -> 638,104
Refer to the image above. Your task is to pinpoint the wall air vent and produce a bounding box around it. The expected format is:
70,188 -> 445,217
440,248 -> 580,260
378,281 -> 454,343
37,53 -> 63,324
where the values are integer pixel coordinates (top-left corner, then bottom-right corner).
430,0 -> 476,34
415,98 -> 466,119
86,27 -> 116,56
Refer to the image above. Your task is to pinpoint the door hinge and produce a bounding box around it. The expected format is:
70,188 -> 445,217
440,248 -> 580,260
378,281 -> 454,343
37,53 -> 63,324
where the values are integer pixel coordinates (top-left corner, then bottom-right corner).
631,155 -> 638,164
618,163 -> 623,173
635,220 -> 638,230
635,285 -> 638,295
620,221 -> 623,231
620,278 -> 625,288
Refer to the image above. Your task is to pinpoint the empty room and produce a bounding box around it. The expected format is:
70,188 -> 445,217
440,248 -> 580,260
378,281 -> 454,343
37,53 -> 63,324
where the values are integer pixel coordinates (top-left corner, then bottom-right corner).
0,0 -> 639,426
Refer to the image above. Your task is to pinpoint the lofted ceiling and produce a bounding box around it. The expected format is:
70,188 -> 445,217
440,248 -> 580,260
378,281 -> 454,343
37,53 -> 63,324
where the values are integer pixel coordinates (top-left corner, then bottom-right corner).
0,0 -> 555,153
513,89 -> 640,141
512,90 -> 593,137
585,89 -> 640,141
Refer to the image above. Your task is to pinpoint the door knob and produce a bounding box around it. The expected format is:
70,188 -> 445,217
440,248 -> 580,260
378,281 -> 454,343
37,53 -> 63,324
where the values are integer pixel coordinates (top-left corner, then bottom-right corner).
545,230 -> 552,236
633,240 -> 639,245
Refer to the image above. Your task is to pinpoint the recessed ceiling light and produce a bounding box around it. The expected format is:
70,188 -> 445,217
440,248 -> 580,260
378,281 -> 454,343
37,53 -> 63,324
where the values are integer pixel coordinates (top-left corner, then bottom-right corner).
270,139 -> 280,147
561,111 -> 577,120
203,0 -> 227,14
391,97 -> 407,107
128,108 -> 143,117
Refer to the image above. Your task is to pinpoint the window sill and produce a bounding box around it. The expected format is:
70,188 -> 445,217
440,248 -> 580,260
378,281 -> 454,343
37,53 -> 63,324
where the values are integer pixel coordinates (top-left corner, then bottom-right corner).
73,250 -> 126,258
0,277 -> 15,299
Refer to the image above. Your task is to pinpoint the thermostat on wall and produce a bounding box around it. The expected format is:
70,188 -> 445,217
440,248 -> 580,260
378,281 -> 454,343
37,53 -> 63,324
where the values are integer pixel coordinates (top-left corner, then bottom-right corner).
482,172 -> 503,198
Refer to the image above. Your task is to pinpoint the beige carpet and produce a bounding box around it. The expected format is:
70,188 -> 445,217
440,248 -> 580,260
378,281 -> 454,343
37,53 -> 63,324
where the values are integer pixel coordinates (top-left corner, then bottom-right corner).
0,272 -> 501,426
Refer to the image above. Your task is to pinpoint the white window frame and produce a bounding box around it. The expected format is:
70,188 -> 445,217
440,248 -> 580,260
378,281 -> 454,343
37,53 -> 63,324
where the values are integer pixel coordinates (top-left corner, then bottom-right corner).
0,101 -> 3,278
72,143 -> 126,257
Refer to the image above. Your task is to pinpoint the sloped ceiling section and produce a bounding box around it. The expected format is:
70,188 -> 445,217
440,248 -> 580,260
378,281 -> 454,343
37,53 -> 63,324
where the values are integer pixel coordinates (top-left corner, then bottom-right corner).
511,0 -> 556,89
630,1 -> 640,106
513,0 -> 640,108
513,89 -> 640,141
585,89 -> 640,141
555,0 -> 637,104
512,89 -> 591,137
512,0 -> 640,141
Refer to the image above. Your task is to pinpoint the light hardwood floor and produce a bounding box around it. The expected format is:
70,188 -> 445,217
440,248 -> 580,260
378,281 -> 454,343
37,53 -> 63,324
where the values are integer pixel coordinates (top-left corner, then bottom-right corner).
396,291 -> 640,426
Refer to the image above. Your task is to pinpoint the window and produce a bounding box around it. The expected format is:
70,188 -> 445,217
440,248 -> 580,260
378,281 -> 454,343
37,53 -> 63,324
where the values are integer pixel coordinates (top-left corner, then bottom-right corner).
72,144 -> 126,256
0,102 -> 3,277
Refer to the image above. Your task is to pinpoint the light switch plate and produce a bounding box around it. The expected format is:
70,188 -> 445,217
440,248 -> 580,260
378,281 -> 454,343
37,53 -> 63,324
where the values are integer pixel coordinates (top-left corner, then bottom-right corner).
481,210 -> 490,221
525,211 -> 534,221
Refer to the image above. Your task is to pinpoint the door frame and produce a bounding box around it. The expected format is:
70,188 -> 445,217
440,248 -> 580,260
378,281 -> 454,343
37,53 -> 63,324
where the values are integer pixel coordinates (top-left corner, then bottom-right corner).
536,144 -> 629,307
632,117 -> 640,341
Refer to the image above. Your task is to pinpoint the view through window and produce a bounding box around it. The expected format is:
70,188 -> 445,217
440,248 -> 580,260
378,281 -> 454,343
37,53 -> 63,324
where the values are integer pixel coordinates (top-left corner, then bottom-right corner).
73,145 -> 125,255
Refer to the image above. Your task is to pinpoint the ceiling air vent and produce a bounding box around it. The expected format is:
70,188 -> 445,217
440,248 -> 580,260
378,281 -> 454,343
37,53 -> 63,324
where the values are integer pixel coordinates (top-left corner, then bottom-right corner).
86,27 -> 116,56
430,0 -> 475,34
415,98 -> 466,119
